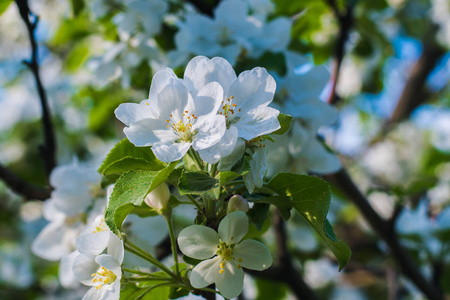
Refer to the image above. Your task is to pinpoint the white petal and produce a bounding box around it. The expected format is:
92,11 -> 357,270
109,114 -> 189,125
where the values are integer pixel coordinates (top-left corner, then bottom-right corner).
193,82 -> 224,117
190,256 -> 221,288
218,211 -> 248,244
215,260 -> 244,299
151,141 -> 192,162
73,253 -> 99,286
192,115 -> 226,150
233,239 -> 272,270
184,56 -> 236,94
82,287 -> 104,300
59,251 -> 80,288
198,126 -> 238,164
76,231 -> 110,256
236,106 -> 280,140
107,234 -> 124,264
148,68 -> 179,106
96,254 -> 122,279
301,138 -> 342,174
178,225 -> 219,260
114,103 -> 155,126
156,77 -> 190,121
124,118 -> 178,147
227,67 -> 276,113
218,137 -> 245,171
32,221 -> 73,261
100,281 -> 121,300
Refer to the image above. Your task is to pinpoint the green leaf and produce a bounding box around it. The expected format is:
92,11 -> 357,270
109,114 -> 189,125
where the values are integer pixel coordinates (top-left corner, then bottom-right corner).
252,196 -> 292,221
64,41 -> 89,72
247,203 -> 270,231
70,0 -> 85,16
0,0 -> 12,16
272,113 -> 293,136
218,171 -> 241,187
267,173 -> 351,270
99,139 -> 165,176
105,162 -> 177,232
178,171 -> 219,198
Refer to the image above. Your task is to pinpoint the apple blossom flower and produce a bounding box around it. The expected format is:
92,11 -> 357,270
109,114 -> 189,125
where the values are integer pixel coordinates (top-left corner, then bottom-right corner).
178,211 -> 272,299
182,56 -> 280,163
31,161 -> 102,261
112,0 -> 168,38
115,67 -> 226,163
73,233 -> 124,300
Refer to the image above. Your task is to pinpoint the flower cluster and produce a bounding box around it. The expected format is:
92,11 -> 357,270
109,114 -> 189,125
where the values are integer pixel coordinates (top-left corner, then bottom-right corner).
170,0 -> 291,66
116,55 -> 280,190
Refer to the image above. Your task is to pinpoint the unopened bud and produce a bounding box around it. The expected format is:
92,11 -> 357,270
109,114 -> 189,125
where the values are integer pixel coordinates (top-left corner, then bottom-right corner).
144,183 -> 170,214
227,195 -> 249,213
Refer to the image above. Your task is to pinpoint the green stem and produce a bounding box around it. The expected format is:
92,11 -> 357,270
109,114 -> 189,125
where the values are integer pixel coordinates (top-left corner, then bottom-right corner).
186,194 -> 203,211
164,214 -> 180,276
188,148 -> 203,171
124,242 -> 176,279
122,268 -> 150,275
209,163 -> 218,177
127,277 -> 173,282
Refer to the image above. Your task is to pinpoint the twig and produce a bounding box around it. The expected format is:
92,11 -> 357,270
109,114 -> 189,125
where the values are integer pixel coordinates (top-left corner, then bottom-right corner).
247,212 -> 320,300
325,1 -> 355,105
0,163 -> 50,200
15,0 -> 57,177
324,170 -> 444,300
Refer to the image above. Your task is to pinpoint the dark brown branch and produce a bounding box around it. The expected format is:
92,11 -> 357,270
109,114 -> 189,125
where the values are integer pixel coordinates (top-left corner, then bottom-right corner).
15,0 -> 56,177
387,42 -> 445,125
184,0 -> 221,17
0,163 -> 50,200
326,1 -> 354,105
324,170 -> 444,300
248,212 -> 320,300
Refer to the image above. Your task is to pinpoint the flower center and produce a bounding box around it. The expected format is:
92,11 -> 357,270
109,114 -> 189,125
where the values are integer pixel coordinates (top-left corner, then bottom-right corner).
215,240 -> 243,274
246,137 -> 266,149
166,111 -> 197,142
219,96 -> 241,124
91,266 -> 117,290
93,218 -> 108,233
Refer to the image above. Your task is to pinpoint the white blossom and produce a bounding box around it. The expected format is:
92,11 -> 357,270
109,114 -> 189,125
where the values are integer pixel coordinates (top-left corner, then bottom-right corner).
115,67 -> 226,162
178,211 -> 272,299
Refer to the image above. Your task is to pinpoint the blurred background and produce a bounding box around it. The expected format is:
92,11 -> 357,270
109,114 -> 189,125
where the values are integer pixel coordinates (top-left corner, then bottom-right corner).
0,0 -> 449,299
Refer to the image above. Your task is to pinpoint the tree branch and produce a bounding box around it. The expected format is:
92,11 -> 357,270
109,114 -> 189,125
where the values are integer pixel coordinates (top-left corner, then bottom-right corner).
0,163 -> 50,200
184,0 -> 221,16
325,1 -> 354,105
248,212 -> 320,300
324,170 -> 444,300
15,0 -> 57,177
387,41 -> 445,126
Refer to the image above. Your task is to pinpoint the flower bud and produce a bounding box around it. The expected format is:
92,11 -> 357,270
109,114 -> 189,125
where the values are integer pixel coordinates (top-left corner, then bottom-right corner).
144,183 -> 170,214
227,195 -> 249,213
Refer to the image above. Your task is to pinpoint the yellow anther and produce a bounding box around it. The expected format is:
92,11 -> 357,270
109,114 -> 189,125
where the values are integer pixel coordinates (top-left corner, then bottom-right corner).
237,264 -> 242,269
96,285 -> 102,290
170,114 -> 172,117
145,103 -> 149,105
230,96 -> 234,99
232,104 -> 237,107
220,262 -> 225,269
237,258 -> 243,263
238,108 -> 241,112
185,110 -> 188,113
219,269 -> 224,274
